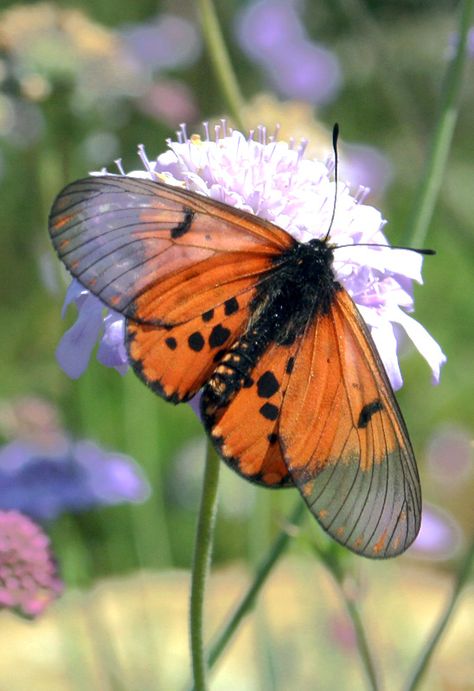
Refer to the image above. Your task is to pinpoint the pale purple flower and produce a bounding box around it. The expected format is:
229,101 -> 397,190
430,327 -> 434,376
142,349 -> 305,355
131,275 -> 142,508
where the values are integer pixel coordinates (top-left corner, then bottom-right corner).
0,510 -> 63,617
412,504 -> 462,560
235,0 -> 342,104
339,142 -> 393,198
57,279 -> 128,378
0,439 -> 150,521
57,122 -> 446,392
121,14 -> 201,73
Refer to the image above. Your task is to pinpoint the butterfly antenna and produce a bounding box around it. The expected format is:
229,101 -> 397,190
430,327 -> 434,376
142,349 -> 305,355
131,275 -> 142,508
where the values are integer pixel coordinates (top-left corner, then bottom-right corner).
335,242 -> 435,255
325,124 -> 435,257
324,123 -> 340,242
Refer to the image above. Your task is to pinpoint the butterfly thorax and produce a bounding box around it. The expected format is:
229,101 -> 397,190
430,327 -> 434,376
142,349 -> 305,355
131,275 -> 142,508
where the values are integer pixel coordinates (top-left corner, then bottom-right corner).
202,237 -> 341,416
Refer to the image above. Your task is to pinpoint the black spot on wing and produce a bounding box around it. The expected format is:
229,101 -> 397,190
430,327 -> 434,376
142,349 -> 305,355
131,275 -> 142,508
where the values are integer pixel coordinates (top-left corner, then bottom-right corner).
286,356 -> 295,374
188,331 -> 205,352
259,402 -> 279,421
209,324 -> 231,348
357,400 -> 384,429
170,208 -> 194,239
224,297 -> 239,315
256,371 -> 280,398
202,309 -> 214,322
267,433 -> 279,444
165,336 -> 177,350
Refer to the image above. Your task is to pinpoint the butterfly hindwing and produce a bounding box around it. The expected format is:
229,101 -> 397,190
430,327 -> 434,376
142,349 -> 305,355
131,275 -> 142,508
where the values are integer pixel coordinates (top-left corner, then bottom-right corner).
202,338 -> 303,487
126,286 -> 257,402
279,288 -> 421,558
49,175 -> 293,325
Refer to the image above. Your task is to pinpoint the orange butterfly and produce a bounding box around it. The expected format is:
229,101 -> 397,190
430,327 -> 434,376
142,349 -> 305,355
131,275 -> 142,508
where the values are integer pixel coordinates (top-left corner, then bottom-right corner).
49,174 -> 421,558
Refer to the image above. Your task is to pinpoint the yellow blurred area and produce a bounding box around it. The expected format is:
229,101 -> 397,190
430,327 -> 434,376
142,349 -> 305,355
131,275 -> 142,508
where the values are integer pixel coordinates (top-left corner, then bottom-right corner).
0,559 -> 472,691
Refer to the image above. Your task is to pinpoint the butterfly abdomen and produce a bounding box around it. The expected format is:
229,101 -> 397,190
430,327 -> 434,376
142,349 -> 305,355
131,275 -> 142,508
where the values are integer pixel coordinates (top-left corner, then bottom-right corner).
201,328 -> 269,418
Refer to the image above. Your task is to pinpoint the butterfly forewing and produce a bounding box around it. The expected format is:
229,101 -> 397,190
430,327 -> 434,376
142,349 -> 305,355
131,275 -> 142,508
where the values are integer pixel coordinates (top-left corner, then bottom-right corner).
49,176 -> 293,325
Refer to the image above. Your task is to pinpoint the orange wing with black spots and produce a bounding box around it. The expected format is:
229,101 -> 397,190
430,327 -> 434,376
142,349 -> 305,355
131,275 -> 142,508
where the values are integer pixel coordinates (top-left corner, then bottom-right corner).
49,175 -> 293,325
202,338 -> 303,487
127,289 -> 257,402
279,288 -> 421,558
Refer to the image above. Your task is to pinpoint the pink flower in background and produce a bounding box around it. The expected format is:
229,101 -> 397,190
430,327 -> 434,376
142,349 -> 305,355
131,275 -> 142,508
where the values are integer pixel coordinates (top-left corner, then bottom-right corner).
0,510 -> 63,617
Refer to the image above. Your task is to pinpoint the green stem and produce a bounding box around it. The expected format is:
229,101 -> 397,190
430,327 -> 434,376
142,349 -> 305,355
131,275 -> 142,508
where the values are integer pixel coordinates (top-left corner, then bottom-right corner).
317,549 -> 380,691
207,500 -> 306,671
189,441 -> 221,691
404,537 -> 474,691
342,590 -> 380,691
406,0 -> 474,246
197,0 -> 247,130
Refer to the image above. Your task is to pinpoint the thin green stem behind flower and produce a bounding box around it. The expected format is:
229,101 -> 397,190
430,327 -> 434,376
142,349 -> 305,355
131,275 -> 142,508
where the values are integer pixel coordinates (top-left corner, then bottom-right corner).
406,0 -> 474,246
197,0 -> 247,130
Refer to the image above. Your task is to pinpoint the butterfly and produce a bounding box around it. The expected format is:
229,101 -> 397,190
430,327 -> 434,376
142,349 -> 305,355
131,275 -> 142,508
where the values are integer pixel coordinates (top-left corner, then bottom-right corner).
49,172 -> 422,558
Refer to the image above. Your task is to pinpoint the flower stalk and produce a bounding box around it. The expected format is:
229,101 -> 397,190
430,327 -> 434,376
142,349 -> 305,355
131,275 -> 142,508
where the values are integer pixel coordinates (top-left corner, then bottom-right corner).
406,0 -> 474,246
206,500 -> 306,671
404,536 -> 474,691
190,441 -> 221,691
197,0 -> 247,130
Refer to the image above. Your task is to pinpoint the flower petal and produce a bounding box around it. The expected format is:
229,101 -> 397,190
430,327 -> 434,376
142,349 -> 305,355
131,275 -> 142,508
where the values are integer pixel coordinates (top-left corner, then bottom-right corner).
389,307 -> 447,384
56,294 -> 103,379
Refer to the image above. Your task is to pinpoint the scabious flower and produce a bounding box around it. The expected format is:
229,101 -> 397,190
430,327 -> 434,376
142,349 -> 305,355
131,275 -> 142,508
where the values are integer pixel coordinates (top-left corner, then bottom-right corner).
235,0 -> 342,104
241,94 -> 393,196
57,122 -> 446,391
0,510 -> 63,617
0,439 -> 150,521
411,504 -> 462,560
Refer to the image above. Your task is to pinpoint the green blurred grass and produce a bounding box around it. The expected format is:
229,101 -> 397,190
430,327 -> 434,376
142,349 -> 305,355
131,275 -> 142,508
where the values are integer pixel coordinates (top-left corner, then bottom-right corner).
0,0 -> 472,590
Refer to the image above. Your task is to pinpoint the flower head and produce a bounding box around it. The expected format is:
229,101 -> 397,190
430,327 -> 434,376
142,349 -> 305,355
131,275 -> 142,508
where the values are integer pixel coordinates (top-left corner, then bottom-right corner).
56,122 -> 446,391
0,510 -> 63,617
0,439 -> 150,521
235,0 -> 342,104
411,504 -> 462,560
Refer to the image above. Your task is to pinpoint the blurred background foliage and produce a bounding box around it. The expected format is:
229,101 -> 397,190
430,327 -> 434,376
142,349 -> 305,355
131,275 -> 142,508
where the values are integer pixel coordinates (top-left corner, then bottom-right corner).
0,0 -> 473,689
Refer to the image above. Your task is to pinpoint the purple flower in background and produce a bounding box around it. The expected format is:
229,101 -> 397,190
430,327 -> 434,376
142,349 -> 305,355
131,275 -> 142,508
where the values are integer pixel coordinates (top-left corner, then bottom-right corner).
235,0 -> 342,104
412,504 -> 462,560
0,510 -> 63,617
56,280 -> 128,379
0,439 -> 150,521
120,13 -> 201,127
121,14 -> 201,73
340,142 -> 394,198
